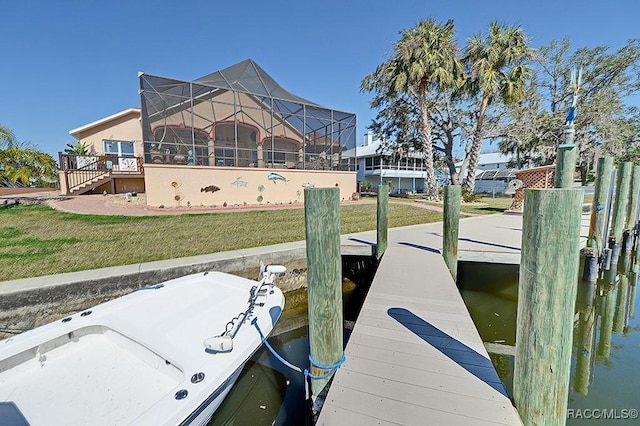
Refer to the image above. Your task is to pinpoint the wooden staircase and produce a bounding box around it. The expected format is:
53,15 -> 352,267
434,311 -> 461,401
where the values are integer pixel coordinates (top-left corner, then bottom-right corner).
59,154 -> 144,195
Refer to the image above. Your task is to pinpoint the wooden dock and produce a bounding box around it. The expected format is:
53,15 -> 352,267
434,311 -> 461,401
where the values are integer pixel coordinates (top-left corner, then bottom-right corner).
318,212 -> 590,425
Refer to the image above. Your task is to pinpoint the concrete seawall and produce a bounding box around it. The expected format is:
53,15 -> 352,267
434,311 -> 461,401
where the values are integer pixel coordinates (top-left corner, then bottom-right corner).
0,241 -> 311,337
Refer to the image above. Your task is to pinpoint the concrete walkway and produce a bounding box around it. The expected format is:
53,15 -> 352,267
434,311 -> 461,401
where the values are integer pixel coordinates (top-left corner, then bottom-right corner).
1,190 -> 464,216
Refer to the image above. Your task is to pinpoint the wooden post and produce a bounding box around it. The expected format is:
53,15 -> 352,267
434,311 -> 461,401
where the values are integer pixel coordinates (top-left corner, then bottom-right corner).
514,188 -> 582,425
376,184 -> 388,258
443,185 -> 461,280
626,164 -> 640,231
587,157 -> 614,252
611,162 -> 633,243
555,144 -> 577,188
581,247 -> 599,282
304,188 -> 343,398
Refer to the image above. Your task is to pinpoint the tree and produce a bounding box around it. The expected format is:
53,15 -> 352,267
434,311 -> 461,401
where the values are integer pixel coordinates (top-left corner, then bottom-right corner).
0,125 -> 16,147
501,39 -> 640,183
362,17 -> 462,197
0,125 -> 58,187
64,141 -> 90,155
463,22 -> 532,191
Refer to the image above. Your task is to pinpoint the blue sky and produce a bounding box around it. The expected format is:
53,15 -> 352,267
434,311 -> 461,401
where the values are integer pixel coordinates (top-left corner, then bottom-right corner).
2,0 -> 639,157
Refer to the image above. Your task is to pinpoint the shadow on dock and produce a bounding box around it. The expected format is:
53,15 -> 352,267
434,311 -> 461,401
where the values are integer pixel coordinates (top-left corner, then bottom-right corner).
398,241 -> 441,254
387,307 -> 510,399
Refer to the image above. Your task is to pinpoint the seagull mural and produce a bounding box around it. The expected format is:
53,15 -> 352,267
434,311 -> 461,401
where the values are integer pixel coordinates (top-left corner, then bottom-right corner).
231,177 -> 248,188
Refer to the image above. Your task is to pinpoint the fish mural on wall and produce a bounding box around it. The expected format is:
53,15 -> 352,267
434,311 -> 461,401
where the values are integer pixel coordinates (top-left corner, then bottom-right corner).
267,172 -> 289,184
231,177 -> 248,188
201,185 -> 221,193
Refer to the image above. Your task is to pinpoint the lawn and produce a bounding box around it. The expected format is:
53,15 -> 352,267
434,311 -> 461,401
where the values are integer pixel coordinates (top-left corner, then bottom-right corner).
1,203 -> 448,280
2,191 -> 542,281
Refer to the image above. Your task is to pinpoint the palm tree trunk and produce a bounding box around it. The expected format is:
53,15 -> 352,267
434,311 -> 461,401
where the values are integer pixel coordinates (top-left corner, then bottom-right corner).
464,95 -> 489,191
419,91 -> 438,198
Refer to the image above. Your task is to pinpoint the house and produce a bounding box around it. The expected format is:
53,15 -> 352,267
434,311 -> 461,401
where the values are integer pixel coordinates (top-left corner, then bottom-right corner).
61,108 -> 145,195
343,133 -> 427,194
455,152 -> 517,194
59,59 -> 357,207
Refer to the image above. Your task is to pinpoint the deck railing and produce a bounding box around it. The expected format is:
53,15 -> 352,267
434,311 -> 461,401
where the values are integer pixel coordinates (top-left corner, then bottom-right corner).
58,154 -> 144,193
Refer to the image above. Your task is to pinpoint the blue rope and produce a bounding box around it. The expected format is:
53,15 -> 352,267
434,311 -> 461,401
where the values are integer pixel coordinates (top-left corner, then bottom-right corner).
251,318 -> 346,381
305,353 -> 347,380
251,318 -> 302,373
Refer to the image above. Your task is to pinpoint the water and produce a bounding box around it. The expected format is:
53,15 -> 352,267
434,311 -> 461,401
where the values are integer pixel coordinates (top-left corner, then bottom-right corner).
208,255 -> 374,425
208,256 -> 639,425
458,261 -> 640,425
207,326 -> 310,426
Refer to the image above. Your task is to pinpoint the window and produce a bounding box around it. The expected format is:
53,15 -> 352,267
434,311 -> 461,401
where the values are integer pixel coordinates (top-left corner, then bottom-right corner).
104,140 -> 135,157
266,150 -> 286,164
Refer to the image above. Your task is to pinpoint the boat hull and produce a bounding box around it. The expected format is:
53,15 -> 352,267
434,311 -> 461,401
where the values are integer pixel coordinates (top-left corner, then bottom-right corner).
0,271 -> 284,425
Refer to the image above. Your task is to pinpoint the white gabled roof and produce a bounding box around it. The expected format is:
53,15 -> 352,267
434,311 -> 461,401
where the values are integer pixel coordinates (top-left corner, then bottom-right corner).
343,138 -> 425,159
455,152 -> 513,168
69,108 -> 141,138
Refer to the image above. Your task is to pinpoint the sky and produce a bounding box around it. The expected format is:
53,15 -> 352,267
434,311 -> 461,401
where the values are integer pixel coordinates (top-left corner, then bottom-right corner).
2,0 -> 639,158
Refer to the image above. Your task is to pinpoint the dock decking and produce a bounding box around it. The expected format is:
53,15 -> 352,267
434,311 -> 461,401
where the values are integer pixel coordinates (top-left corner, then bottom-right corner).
319,212 -> 590,425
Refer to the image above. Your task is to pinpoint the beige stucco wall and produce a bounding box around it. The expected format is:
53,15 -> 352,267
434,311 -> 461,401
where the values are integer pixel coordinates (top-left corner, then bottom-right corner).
73,112 -> 143,156
144,164 -> 356,208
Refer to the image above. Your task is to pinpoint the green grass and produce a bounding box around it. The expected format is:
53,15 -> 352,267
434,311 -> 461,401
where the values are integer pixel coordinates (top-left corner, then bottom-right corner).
0,193 -> 537,280
1,203 -> 444,280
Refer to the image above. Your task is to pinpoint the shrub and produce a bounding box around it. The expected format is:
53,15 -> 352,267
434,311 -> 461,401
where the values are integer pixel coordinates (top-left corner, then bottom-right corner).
461,187 -> 481,203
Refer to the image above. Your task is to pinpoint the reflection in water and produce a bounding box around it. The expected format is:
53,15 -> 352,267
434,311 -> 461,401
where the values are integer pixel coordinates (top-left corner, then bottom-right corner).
458,259 -> 639,424
573,281 -> 596,396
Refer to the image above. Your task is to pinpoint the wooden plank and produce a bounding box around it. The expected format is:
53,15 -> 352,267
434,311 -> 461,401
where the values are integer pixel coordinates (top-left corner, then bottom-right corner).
320,383 -> 515,426
331,370 -> 519,424
318,216 -> 524,425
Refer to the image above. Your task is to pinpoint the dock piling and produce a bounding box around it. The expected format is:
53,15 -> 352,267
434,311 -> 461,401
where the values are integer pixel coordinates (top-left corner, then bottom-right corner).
587,157 -> 613,253
555,144 -> 577,189
304,188 -> 343,399
443,185 -> 461,280
611,162 -> 633,243
514,188 -> 583,425
376,184 -> 388,258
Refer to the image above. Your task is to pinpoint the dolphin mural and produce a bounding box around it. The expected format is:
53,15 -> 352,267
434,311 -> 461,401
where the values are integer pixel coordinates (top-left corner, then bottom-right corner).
268,172 -> 289,184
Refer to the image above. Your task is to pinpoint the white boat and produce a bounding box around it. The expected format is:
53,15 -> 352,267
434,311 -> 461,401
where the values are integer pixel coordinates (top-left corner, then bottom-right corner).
0,265 -> 286,426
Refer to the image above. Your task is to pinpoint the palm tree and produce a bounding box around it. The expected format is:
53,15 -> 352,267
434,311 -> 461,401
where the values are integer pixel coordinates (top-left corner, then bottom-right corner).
0,126 -> 58,187
0,125 -> 16,148
64,141 -> 90,155
463,22 -> 532,190
362,18 -> 462,198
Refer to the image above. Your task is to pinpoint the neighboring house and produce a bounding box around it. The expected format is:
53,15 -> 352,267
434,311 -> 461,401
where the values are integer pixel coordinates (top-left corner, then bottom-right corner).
343,133 -> 427,194
60,59 -> 357,207
455,152 -> 517,194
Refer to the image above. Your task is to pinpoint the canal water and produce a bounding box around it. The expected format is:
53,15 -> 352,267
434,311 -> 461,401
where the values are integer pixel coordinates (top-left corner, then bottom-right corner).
208,255 -> 373,425
458,261 -> 640,425
210,257 -> 639,425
